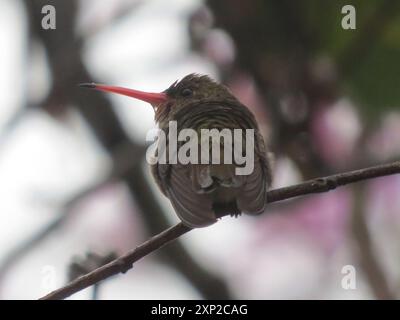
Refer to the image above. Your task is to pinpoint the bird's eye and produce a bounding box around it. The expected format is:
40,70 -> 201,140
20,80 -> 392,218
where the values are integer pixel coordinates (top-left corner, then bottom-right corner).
181,88 -> 193,97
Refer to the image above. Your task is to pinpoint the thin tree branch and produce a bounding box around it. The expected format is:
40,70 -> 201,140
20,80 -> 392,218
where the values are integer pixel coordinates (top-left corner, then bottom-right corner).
0,141 -> 140,296
0,176 -> 113,293
40,161 -> 400,300
41,223 -> 191,300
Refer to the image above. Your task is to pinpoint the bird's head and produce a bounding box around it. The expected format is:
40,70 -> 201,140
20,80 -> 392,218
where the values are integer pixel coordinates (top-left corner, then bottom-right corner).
80,74 -> 236,126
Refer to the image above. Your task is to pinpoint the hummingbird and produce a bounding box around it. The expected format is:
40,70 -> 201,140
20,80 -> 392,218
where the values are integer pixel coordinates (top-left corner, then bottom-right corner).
80,74 -> 272,228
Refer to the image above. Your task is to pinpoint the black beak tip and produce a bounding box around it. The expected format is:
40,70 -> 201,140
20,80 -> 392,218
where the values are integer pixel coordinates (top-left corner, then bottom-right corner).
78,82 -> 96,89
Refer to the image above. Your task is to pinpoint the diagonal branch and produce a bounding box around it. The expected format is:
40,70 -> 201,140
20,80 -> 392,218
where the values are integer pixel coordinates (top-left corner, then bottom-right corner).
40,161 -> 400,300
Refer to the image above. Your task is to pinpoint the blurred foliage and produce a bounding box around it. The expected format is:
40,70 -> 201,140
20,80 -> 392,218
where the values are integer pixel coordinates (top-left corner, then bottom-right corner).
211,0 -> 400,122
349,45 -> 400,120
302,0 -> 400,120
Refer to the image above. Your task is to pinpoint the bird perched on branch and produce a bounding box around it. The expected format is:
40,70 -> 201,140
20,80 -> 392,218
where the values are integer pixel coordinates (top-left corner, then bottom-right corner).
80,74 -> 271,228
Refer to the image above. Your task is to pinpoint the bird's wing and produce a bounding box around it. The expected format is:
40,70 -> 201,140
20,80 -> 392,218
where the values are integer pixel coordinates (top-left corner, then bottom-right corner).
166,163 -> 217,228
236,155 -> 268,215
236,131 -> 271,214
149,134 -> 218,228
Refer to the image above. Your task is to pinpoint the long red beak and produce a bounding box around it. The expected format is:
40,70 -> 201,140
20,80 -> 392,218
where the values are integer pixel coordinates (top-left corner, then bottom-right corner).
79,83 -> 167,105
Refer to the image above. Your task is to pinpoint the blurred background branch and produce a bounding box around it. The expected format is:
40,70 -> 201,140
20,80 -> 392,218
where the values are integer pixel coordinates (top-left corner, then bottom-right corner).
351,184 -> 394,299
18,0 -> 232,300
